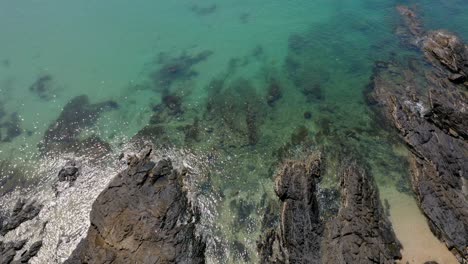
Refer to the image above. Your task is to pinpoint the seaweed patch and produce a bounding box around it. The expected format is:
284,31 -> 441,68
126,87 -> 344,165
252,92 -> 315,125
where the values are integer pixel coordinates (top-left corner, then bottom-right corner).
29,74 -> 57,100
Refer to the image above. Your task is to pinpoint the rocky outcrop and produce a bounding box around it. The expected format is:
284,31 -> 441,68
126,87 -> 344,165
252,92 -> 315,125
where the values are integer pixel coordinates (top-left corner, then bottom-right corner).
65,148 -> 206,264
258,154 -> 401,263
0,199 -> 42,236
321,163 -> 402,264
368,57 -> 468,261
57,160 -> 81,183
0,240 -> 43,264
423,30 -> 468,84
258,154 -> 322,263
367,6 -> 468,261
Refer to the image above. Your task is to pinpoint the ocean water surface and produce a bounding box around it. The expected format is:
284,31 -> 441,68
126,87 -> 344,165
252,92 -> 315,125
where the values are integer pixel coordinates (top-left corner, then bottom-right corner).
0,0 -> 466,263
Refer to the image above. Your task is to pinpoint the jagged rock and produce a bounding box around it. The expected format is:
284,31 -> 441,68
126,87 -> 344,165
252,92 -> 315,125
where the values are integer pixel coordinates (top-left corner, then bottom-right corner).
57,160 -> 80,182
0,240 -> 30,264
423,30 -> 468,78
258,153 -> 322,263
0,199 -> 42,236
0,242 -> 17,264
321,163 -> 402,264
368,58 -> 468,261
258,155 -> 401,263
65,148 -> 205,264
367,7 -> 468,261
15,240 -> 43,264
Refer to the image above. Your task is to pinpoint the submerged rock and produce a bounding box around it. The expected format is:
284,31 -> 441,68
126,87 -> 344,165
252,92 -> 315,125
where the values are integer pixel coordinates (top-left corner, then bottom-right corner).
0,112 -> 22,142
29,74 -> 55,100
65,148 -> 206,264
57,160 -> 80,182
258,154 -> 401,263
39,95 -> 117,156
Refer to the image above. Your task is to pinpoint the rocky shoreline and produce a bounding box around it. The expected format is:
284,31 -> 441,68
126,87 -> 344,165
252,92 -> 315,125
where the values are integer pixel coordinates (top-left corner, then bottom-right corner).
367,6 -> 468,262
65,148 -> 206,264
0,5 -> 466,264
257,154 -> 402,264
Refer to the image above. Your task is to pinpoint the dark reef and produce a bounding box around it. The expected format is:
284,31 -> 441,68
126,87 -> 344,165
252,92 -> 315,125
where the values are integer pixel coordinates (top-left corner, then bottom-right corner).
39,95 -> 117,156
265,78 -> 283,107
204,78 -> 266,146
29,74 -> 55,100
190,4 -> 217,16
0,112 -> 22,142
151,51 -> 213,91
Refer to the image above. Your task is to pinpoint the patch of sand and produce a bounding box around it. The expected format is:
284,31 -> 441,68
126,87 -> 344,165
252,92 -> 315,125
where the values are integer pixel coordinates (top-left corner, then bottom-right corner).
380,188 -> 459,264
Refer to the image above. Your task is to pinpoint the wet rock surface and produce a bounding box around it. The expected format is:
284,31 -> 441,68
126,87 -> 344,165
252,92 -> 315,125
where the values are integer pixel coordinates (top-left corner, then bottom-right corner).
0,239 -> 43,264
0,199 -> 42,236
65,148 -> 206,264
423,30 -> 468,84
258,154 -> 401,263
57,160 -> 81,182
258,154 -> 323,263
322,163 -> 402,264
367,6 -> 468,261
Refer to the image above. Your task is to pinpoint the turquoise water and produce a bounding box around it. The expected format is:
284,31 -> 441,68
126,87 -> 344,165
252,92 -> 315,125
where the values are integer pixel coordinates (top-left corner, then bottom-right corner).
0,0 -> 467,263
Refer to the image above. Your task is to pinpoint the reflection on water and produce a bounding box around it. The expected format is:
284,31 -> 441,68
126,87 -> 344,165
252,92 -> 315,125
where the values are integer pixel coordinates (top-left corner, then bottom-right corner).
0,0 -> 466,263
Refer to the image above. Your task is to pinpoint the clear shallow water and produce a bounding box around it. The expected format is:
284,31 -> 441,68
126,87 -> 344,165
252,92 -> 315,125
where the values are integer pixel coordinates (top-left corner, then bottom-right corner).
0,0 -> 467,263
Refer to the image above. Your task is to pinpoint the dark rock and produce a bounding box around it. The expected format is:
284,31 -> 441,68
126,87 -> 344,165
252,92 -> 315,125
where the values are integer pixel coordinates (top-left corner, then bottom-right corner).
65,148 -> 206,264
367,9 -> 468,260
0,241 -> 17,264
258,154 -> 323,263
303,111 -> 312,119
368,59 -> 468,260
448,73 -> 465,83
0,199 -> 42,236
18,240 -> 42,263
321,163 -> 402,264
258,155 -> 401,264
57,160 -> 80,182
423,30 -> 468,78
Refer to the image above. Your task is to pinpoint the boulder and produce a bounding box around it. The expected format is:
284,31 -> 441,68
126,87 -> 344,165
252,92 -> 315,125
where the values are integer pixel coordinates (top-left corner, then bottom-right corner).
258,154 -> 401,263
65,148 -> 206,264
